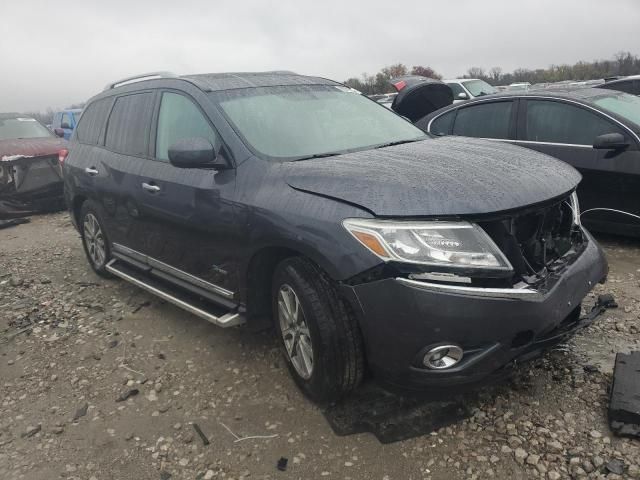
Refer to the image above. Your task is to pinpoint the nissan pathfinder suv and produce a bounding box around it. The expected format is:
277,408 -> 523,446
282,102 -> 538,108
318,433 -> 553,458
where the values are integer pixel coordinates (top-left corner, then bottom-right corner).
63,71 -> 608,404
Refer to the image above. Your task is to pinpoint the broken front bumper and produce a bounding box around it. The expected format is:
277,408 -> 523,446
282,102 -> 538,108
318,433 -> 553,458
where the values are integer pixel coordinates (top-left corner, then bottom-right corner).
343,229 -> 608,391
0,154 -> 64,218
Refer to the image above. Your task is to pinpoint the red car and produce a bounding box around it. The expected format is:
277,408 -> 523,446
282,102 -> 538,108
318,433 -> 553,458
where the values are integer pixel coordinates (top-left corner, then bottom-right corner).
0,113 -> 68,218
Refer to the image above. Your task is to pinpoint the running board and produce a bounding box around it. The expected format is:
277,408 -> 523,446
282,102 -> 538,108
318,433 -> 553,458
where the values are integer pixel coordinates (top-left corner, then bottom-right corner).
106,259 -> 245,328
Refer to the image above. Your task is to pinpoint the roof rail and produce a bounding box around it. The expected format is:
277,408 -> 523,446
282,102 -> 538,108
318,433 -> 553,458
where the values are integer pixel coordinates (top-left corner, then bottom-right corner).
103,71 -> 178,91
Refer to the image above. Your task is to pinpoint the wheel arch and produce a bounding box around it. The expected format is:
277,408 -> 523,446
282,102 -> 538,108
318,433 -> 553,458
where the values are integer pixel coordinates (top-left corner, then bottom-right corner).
243,242 -> 346,325
71,194 -> 88,228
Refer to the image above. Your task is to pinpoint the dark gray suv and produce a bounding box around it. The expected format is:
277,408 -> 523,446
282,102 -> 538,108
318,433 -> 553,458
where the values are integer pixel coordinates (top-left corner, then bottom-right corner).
63,71 -> 608,404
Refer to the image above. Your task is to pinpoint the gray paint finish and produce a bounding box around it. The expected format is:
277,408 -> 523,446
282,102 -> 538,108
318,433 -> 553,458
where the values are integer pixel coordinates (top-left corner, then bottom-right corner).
284,136 -> 581,217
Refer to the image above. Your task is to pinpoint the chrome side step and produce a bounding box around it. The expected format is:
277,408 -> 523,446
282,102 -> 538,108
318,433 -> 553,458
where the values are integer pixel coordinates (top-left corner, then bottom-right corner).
106,259 -> 245,328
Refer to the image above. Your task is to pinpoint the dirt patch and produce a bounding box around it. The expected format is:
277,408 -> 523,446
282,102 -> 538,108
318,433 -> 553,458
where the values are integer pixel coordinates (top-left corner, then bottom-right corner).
1,213 -> 639,479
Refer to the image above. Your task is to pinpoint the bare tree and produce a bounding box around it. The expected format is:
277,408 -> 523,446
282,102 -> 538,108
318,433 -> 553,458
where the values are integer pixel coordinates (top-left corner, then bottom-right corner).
410,65 -> 442,79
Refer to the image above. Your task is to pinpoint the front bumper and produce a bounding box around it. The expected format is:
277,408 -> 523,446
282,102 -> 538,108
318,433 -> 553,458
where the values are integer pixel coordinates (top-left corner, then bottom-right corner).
343,229 -> 608,391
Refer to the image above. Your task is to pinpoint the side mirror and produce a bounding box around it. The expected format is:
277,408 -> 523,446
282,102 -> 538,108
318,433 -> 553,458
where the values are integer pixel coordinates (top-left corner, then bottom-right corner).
593,133 -> 629,150
457,92 -> 469,100
168,137 -> 229,169
54,128 -> 65,138
61,122 -> 71,129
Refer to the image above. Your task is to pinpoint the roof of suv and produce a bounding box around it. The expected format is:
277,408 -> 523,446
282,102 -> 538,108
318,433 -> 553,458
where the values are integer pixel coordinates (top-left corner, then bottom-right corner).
182,71 -> 340,92
99,71 -> 340,96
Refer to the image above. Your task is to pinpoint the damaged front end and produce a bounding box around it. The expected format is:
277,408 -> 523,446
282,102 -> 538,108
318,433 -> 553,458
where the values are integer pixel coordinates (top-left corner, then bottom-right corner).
476,192 -> 593,293
0,153 -> 65,218
345,192 -> 598,295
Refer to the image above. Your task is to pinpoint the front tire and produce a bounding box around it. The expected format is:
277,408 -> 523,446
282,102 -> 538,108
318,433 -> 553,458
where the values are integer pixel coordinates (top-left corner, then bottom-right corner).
79,200 -> 112,277
272,257 -> 364,405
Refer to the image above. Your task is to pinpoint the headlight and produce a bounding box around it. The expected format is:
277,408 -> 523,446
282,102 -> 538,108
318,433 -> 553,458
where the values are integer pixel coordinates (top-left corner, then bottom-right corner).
343,218 -> 512,271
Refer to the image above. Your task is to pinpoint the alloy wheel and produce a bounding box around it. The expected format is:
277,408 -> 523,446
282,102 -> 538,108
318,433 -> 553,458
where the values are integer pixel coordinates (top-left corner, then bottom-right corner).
278,284 -> 314,379
83,213 -> 106,268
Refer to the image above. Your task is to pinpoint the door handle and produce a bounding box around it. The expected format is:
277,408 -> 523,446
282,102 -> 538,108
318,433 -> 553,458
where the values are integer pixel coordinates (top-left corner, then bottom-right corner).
84,167 -> 99,176
142,182 -> 161,193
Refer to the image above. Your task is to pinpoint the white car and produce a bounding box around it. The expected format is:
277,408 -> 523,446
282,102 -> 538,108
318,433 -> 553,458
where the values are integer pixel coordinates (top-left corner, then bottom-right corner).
507,82 -> 532,91
445,79 -> 497,103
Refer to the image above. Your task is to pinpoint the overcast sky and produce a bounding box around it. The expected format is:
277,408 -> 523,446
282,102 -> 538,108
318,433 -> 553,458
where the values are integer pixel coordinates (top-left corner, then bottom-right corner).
1,0 -> 639,112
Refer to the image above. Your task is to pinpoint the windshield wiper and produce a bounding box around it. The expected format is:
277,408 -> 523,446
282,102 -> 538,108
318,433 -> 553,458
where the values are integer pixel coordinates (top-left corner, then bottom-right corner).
374,138 -> 422,149
292,152 -> 343,162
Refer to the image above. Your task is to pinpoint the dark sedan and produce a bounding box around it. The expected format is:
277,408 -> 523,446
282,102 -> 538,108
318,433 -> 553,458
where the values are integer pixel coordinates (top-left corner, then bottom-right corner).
417,88 -> 640,236
597,75 -> 640,96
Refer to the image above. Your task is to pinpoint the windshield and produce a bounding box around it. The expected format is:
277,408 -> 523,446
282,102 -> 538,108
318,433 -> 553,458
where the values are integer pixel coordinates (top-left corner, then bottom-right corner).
593,93 -> 640,127
462,80 -> 497,97
0,117 -> 53,140
211,84 -> 425,160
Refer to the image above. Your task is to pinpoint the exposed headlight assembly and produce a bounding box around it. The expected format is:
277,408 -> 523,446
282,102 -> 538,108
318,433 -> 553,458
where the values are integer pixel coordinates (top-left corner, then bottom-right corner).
570,191 -> 581,226
343,218 -> 512,271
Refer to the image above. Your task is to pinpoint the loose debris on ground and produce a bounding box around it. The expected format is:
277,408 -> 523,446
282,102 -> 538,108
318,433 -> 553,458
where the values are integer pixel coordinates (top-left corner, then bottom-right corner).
1,212 -> 639,479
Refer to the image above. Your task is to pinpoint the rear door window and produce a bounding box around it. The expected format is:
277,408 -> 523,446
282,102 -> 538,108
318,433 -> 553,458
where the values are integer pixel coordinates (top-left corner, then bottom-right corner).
452,101 -> 513,139
76,98 -> 111,144
105,93 -> 155,156
525,100 -> 624,145
155,92 -> 219,162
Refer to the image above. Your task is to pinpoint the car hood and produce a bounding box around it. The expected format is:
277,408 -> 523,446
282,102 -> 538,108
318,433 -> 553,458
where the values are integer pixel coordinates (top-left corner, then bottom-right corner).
0,137 -> 66,160
283,136 -> 581,217
389,76 -> 453,122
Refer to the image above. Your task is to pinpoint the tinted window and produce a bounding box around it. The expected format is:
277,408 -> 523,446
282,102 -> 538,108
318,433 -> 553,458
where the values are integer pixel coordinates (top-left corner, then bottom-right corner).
526,100 -> 623,145
76,98 -> 112,145
452,101 -> 513,139
430,110 -> 455,135
105,93 -> 155,156
155,92 -> 219,162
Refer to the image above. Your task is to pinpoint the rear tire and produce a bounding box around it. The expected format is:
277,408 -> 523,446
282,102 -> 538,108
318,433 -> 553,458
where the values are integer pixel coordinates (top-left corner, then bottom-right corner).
272,257 -> 364,405
79,200 -> 113,278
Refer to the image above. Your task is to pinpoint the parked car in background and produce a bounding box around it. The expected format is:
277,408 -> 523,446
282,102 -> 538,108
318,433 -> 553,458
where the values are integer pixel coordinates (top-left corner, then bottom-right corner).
507,82 -> 531,91
0,113 -> 67,217
418,88 -> 640,236
368,92 -> 397,109
52,108 -> 83,140
64,71 -> 606,404
445,78 -> 497,102
598,74 -> 640,96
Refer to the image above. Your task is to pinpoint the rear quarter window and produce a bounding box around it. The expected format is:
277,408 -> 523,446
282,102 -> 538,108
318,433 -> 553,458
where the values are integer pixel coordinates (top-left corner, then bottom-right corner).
105,93 -> 155,156
429,110 -> 455,135
76,98 -> 112,145
452,101 -> 513,139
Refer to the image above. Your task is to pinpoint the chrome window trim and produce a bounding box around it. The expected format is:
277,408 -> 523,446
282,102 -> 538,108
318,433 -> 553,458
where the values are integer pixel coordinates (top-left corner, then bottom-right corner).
112,243 -> 234,299
396,277 -> 542,300
484,138 -> 594,149
426,94 -> 640,145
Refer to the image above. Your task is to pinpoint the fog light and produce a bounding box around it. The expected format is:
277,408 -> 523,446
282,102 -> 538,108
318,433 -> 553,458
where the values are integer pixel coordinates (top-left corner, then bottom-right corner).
423,345 -> 464,370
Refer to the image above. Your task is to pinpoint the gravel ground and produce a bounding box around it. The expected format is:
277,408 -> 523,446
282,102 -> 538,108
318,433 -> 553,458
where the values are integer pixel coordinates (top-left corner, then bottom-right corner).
1,212 -> 639,480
